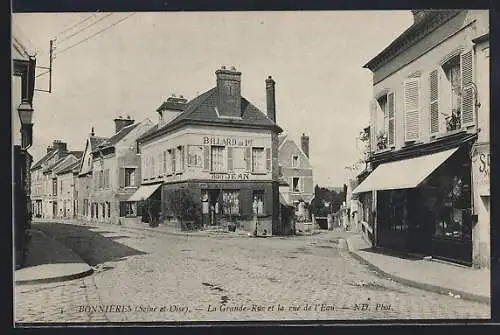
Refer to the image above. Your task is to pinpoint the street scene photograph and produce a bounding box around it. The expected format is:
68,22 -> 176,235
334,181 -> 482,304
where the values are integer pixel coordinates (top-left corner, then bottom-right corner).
12,9 -> 491,324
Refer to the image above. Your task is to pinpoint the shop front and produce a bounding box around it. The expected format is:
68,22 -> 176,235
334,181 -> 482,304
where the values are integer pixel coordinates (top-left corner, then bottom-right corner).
354,143 -> 474,266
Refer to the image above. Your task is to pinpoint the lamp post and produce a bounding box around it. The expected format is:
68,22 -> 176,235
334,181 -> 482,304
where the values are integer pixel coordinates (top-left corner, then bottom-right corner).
18,99 -> 34,150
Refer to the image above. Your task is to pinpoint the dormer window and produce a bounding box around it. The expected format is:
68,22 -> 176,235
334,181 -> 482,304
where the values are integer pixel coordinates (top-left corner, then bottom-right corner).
292,155 -> 299,168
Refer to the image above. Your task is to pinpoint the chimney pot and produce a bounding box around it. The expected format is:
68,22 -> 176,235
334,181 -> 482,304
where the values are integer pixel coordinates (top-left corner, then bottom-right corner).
266,75 -> 276,123
114,117 -> 135,133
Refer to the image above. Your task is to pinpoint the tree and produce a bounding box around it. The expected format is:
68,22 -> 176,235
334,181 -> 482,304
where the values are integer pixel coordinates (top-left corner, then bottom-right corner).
164,188 -> 201,230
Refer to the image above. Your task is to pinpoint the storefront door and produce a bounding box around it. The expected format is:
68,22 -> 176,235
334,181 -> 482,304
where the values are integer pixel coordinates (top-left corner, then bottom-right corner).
377,190 -> 410,252
207,189 -> 221,225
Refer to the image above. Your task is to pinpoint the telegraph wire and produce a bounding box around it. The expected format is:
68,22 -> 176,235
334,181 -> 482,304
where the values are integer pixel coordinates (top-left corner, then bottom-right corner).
53,11 -> 100,40
56,13 -> 114,44
54,13 -> 136,57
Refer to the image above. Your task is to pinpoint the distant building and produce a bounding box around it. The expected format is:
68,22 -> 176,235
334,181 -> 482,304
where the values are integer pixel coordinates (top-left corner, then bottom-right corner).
278,133 -> 314,207
355,10 -> 489,268
55,158 -> 82,219
81,117 -> 153,225
134,66 -> 283,234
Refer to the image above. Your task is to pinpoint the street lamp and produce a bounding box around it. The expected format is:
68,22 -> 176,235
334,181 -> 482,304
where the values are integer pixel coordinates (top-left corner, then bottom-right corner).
18,99 -> 34,150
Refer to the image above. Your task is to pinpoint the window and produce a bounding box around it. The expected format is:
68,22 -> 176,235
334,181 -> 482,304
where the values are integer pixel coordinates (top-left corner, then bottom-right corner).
159,153 -> 164,175
375,92 -> 395,148
101,203 -> 105,218
292,177 -> 300,193
125,168 -> 136,187
442,55 -> 462,132
252,147 -> 265,173
163,151 -> 167,173
292,155 -> 299,168
211,146 -> 225,172
171,149 -> 176,173
106,201 -> 111,218
52,179 -> 57,195
187,145 -> 203,167
231,147 -> 246,170
403,78 -> 420,142
120,201 -> 137,217
222,190 -> 240,215
176,146 -> 184,172
252,191 -> 265,215
151,156 -> 156,177
60,180 -> 63,193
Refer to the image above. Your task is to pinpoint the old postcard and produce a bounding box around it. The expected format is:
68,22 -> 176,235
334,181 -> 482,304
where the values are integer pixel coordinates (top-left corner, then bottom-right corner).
12,9 -> 491,325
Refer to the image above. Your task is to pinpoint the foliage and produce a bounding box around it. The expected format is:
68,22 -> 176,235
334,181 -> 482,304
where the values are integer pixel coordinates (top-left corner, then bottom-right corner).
164,189 -> 202,230
311,185 -> 345,217
446,108 -> 461,131
377,131 -> 388,149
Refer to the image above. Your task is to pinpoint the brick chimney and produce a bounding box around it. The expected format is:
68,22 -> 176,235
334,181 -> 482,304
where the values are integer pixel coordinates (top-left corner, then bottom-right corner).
215,66 -> 242,118
157,94 -> 188,126
52,140 -> 67,153
266,75 -> 276,122
300,133 -> 309,158
114,116 -> 135,133
411,10 -> 428,24
46,145 -> 53,154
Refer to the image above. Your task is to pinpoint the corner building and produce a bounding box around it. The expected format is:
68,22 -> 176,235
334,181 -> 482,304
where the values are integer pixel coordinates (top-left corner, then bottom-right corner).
135,67 -> 283,234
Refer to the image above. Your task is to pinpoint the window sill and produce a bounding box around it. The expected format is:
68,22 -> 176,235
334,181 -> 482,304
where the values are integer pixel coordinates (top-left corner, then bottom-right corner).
431,128 -> 467,140
251,172 -> 268,175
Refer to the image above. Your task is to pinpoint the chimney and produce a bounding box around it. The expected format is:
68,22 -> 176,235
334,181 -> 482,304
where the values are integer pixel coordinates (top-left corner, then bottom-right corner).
90,126 -> 95,137
301,133 -> 310,158
52,140 -> 67,153
266,75 -> 276,122
114,116 -> 135,133
215,66 -> 242,118
46,145 -> 53,154
157,94 -> 188,126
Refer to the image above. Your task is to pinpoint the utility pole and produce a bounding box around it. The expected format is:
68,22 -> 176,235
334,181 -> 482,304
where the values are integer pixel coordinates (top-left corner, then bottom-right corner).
34,39 -> 55,93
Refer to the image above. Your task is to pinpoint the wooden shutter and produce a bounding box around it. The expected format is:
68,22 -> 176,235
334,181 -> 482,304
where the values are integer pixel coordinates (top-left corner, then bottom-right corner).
461,49 -> 475,127
171,149 -> 176,173
370,100 -> 377,151
180,146 -> 185,171
119,168 -> 125,188
245,147 -> 251,171
387,92 -> 395,145
300,177 -> 304,193
265,148 -> 271,172
227,147 -> 233,171
159,153 -> 163,175
403,78 -> 420,141
429,69 -> 440,134
203,146 -> 210,171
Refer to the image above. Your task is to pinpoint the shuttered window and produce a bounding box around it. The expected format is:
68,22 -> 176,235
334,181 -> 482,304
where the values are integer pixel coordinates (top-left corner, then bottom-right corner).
430,69 -> 440,134
159,153 -> 163,175
403,78 -> 420,141
203,146 -> 210,171
245,147 -> 251,171
265,148 -> 271,172
460,49 -> 475,127
171,149 -> 176,173
227,147 -> 233,171
387,92 -> 395,146
370,100 -> 378,150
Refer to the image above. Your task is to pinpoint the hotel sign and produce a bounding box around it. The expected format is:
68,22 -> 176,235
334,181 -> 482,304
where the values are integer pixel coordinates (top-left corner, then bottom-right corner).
475,145 -> 490,196
203,136 -> 253,147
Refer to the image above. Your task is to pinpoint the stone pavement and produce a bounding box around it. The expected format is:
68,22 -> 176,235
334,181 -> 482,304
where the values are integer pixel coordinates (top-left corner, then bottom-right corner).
15,229 -> 93,285
342,233 -> 491,304
15,222 -> 490,323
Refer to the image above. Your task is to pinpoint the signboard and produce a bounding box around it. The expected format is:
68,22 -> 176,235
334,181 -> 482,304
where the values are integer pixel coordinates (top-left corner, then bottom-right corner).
474,144 -> 490,196
202,136 -> 253,147
211,173 -> 250,181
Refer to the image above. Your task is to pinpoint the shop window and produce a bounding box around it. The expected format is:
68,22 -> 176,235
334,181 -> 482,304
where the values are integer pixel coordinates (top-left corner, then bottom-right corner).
120,201 -> 137,217
291,155 -> 299,168
211,146 -> 226,172
252,190 -> 265,215
125,168 -> 136,187
292,177 -> 301,193
222,190 -> 240,215
252,147 -> 265,173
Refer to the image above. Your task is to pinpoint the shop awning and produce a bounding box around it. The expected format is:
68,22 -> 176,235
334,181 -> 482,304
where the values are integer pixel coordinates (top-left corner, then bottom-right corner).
127,183 -> 162,202
352,147 -> 459,194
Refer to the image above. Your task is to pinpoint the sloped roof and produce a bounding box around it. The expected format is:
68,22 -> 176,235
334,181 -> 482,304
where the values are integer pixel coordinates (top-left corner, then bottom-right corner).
89,136 -> 108,151
56,158 -> 82,175
278,134 -> 288,148
31,149 -> 58,170
68,151 -> 83,159
138,87 -> 282,143
94,123 -> 139,152
43,155 -> 68,174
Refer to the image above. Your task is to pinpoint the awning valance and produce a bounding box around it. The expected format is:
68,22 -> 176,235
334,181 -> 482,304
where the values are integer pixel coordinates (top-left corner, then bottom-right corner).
127,183 -> 162,202
352,147 -> 458,194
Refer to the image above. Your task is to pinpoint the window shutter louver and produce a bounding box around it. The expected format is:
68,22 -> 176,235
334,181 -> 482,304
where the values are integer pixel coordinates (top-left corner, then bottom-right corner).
245,147 -> 251,171
265,148 -> 271,172
403,78 -> 420,141
300,178 -> 304,193
387,92 -> 395,145
171,150 -> 176,173
430,69 -> 440,134
370,100 -> 377,151
227,147 -> 233,171
119,168 -> 125,188
203,146 -> 210,171
461,49 -> 475,127
180,146 -> 185,171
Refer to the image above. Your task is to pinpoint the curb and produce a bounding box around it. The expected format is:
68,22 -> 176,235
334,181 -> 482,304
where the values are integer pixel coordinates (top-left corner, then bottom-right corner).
341,238 -> 491,305
15,268 -> 94,286
15,229 -> 94,285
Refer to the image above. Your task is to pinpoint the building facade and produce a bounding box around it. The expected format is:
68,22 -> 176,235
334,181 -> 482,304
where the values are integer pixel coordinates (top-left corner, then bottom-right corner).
134,67 -> 283,234
55,159 -> 81,219
83,118 -> 153,225
278,133 -> 314,207
354,10 -> 489,268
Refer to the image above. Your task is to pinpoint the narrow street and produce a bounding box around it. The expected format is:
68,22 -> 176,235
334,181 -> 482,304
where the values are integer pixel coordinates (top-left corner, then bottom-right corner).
15,222 -> 490,323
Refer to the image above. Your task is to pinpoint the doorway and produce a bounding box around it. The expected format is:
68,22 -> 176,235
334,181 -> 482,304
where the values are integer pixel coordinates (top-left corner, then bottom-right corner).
207,189 -> 221,226
52,202 -> 58,218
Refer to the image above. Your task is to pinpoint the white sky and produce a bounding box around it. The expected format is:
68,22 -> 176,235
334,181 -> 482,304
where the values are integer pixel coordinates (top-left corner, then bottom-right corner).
12,11 -> 413,186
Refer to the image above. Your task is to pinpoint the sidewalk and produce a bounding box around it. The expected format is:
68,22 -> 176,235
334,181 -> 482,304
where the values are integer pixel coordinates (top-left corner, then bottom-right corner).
14,229 -> 93,285
342,233 -> 491,304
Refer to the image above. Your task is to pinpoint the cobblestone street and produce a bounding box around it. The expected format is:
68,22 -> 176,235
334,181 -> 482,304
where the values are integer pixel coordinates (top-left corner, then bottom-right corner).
15,223 -> 490,323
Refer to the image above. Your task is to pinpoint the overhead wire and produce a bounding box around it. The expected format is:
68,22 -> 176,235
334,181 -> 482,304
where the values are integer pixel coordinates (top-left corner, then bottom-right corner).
56,13 -> 114,44
53,11 -> 100,40
54,13 -> 136,57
